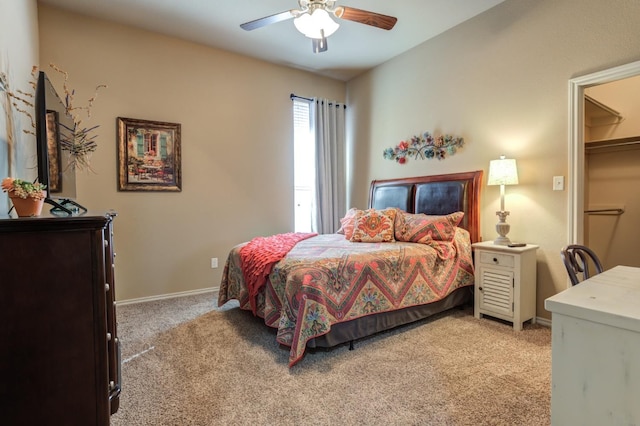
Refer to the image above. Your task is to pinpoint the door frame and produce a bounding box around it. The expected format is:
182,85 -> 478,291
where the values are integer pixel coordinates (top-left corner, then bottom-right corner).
568,60 -> 640,244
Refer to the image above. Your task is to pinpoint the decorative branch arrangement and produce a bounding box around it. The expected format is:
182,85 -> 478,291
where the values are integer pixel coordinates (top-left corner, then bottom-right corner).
1,64 -> 107,172
383,131 -> 465,164
49,63 -> 107,171
0,66 -> 38,145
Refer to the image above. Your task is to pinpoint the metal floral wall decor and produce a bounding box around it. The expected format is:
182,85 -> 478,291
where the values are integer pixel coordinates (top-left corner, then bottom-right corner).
383,131 -> 465,164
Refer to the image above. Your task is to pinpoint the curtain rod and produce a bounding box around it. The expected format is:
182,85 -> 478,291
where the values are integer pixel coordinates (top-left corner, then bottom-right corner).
290,93 -> 346,109
290,93 -> 313,102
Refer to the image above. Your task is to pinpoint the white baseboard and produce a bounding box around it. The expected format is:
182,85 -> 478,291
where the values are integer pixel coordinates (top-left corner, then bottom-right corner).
535,316 -> 551,328
117,290 -> 553,328
117,286 -> 218,306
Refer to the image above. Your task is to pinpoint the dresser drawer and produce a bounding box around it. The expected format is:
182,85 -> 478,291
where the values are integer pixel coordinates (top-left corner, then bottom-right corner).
479,251 -> 514,267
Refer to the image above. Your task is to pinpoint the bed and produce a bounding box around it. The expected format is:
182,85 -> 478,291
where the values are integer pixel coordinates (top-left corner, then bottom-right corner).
218,170 -> 483,366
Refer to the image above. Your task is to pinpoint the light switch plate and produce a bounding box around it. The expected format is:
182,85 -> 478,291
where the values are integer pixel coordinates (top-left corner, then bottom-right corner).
553,176 -> 564,191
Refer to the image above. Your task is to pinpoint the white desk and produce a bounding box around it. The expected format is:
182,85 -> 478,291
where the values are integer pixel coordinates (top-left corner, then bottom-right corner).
545,266 -> 640,425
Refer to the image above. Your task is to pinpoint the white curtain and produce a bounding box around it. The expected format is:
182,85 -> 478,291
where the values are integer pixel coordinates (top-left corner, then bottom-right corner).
311,98 -> 346,234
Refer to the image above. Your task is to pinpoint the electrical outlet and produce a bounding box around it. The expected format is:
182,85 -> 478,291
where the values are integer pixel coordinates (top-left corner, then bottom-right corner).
553,176 -> 564,191
210,257 -> 218,269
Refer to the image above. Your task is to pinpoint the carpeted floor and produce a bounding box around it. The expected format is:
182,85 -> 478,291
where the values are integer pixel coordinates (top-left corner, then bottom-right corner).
112,292 -> 551,426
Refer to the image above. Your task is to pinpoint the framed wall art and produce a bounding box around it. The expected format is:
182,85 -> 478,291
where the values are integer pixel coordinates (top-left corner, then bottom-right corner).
117,117 -> 182,192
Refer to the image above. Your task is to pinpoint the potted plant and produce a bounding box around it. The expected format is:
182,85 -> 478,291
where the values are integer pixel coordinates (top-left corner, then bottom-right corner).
2,178 -> 47,217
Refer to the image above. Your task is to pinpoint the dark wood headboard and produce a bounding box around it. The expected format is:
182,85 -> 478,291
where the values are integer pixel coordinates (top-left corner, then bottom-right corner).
368,170 -> 483,243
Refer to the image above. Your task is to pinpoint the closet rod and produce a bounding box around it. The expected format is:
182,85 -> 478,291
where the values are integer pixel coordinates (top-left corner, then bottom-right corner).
585,208 -> 625,215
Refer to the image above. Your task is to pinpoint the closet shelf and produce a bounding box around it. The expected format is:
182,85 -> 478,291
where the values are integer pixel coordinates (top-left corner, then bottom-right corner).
586,136 -> 640,150
585,95 -> 623,127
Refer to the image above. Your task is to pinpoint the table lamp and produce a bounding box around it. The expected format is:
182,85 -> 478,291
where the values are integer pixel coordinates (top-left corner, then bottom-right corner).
487,155 -> 519,245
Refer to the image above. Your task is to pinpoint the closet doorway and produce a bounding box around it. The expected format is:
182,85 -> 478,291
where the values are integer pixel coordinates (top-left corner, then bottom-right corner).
569,60 -> 640,271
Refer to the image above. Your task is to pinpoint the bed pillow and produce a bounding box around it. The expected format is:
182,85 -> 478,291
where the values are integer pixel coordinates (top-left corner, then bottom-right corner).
336,207 -> 359,239
350,208 -> 397,243
394,211 -> 464,243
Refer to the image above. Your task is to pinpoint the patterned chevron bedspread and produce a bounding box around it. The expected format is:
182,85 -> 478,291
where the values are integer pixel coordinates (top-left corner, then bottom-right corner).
218,230 -> 474,366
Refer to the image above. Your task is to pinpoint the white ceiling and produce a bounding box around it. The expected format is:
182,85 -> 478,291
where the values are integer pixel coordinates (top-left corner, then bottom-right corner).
38,0 -> 506,81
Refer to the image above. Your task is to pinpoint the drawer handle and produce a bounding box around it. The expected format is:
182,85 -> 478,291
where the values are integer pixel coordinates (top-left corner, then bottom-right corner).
105,283 -> 110,292
493,257 -> 498,263
478,287 -> 483,291
107,333 -> 112,341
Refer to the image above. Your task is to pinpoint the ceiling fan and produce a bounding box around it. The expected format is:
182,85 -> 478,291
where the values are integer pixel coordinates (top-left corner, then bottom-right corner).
240,0 -> 398,53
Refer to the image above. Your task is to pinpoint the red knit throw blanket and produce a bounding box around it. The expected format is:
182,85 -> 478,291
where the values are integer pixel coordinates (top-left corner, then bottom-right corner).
240,232 -> 317,315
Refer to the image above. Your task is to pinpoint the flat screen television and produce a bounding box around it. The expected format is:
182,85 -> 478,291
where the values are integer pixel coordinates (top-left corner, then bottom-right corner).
35,71 -> 86,214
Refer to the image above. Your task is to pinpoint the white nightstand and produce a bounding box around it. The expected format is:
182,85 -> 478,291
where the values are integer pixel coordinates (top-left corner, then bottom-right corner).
472,241 -> 538,331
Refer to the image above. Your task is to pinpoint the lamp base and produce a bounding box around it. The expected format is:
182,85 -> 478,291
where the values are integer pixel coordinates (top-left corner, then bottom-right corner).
494,235 -> 512,245
494,210 -> 512,245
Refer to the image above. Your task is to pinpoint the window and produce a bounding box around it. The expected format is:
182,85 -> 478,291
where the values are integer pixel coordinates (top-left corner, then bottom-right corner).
293,98 -> 314,232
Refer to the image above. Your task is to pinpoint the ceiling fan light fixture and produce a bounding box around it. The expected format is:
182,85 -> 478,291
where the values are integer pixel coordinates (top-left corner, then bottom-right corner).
293,8 -> 339,39
312,34 -> 328,53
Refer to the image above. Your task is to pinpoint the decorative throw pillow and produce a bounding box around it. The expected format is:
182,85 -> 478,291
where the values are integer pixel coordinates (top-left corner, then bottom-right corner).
336,207 -> 359,239
394,211 -> 464,243
350,208 -> 397,243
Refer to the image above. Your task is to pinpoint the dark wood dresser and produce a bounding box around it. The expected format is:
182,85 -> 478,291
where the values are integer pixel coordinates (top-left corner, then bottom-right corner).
0,212 -> 121,425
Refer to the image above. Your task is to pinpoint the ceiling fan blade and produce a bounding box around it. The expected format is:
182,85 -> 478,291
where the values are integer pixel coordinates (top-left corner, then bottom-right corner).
335,6 -> 397,30
240,10 -> 295,31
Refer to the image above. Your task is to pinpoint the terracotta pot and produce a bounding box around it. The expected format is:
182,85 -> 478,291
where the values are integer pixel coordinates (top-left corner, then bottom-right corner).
9,191 -> 46,217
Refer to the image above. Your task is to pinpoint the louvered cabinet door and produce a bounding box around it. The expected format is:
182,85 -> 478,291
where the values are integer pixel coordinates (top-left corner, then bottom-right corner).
478,268 -> 514,316
472,242 -> 539,331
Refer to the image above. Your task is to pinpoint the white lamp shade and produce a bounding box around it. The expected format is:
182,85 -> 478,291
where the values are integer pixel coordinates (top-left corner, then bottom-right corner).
487,156 -> 519,186
294,9 -> 340,39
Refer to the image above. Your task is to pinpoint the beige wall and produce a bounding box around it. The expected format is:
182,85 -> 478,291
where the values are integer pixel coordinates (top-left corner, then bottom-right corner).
31,0 -> 640,315
38,4 -> 345,301
346,0 -> 640,319
0,0 -> 40,210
